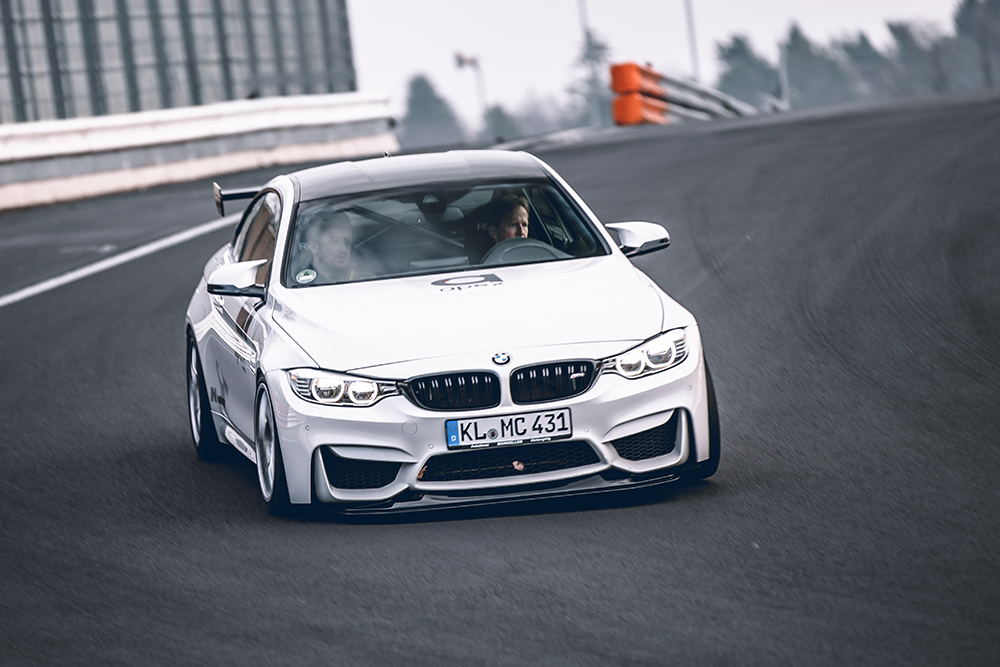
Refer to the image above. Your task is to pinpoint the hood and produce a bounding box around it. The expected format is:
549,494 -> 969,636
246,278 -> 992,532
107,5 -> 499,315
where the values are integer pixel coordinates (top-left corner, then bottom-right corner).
271,256 -> 687,374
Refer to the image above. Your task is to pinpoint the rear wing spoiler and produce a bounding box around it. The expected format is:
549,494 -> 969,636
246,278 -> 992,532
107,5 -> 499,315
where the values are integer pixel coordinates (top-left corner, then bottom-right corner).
213,182 -> 260,217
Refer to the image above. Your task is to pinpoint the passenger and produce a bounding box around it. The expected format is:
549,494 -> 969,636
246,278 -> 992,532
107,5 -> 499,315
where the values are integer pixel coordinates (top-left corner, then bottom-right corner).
294,210 -> 354,284
484,194 -> 530,244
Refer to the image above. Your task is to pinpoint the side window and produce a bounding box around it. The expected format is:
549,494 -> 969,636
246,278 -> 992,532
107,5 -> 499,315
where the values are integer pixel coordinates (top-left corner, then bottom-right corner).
233,196 -> 265,259
531,187 -> 598,256
238,192 -> 280,284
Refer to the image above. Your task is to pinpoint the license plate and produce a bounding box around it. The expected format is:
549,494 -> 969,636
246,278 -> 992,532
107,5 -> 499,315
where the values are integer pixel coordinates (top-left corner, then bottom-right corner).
446,408 -> 572,450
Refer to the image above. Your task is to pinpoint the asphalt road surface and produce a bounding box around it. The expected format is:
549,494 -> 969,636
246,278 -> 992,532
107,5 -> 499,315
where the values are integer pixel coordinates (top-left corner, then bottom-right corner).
2,93 -> 998,666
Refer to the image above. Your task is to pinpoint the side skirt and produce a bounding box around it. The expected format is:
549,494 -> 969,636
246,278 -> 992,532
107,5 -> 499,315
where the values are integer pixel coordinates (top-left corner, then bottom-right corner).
211,409 -> 257,464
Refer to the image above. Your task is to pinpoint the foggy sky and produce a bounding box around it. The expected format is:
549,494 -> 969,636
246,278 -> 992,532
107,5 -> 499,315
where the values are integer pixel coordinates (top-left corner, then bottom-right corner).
347,0 -> 959,131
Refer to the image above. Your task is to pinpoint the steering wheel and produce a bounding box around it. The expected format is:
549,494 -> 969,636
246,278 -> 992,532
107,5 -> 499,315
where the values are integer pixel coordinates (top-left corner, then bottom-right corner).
479,237 -> 571,266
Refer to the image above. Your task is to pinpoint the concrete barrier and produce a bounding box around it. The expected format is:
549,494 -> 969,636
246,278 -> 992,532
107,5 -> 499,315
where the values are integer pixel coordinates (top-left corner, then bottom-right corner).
0,91 -> 398,211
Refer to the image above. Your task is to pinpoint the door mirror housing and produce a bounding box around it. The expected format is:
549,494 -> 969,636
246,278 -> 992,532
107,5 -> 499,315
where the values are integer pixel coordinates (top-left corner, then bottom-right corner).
605,221 -> 671,257
207,259 -> 267,299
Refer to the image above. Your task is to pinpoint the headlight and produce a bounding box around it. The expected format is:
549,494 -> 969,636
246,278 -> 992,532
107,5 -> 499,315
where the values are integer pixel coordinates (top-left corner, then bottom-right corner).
287,369 -> 399,407
603,329 -> 688,378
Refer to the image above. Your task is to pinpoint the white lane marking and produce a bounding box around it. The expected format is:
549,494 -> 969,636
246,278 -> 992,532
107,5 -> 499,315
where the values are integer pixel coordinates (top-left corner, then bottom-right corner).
0,213 -> 240,310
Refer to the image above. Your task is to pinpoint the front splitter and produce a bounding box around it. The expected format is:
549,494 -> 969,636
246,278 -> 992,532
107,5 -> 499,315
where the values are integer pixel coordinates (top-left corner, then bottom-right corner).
314,468 -> 684,516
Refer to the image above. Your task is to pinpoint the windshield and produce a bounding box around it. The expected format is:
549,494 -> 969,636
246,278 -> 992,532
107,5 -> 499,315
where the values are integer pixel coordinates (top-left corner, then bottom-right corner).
282,180 -> 610,287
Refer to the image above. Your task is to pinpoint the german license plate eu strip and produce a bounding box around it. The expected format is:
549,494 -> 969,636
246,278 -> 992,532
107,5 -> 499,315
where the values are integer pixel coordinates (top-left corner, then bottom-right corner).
445,408 -> 572,450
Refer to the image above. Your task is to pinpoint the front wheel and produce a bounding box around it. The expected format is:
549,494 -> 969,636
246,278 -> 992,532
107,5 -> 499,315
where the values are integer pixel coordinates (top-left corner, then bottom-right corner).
187,336 -> 225,461
684,355 -> 721,481
255,382 -> 291,514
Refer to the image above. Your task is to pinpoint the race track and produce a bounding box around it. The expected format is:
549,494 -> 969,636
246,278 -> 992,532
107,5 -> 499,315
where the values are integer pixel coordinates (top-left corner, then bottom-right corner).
1,93 -> 998,665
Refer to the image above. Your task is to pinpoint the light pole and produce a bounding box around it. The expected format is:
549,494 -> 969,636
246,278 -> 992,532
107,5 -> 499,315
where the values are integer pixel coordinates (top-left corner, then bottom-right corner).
577,0 -> 589,34
577,0 -> 602,126
683,0 -> 700,82
455,52 -> 487,119
779,43 -> 791,109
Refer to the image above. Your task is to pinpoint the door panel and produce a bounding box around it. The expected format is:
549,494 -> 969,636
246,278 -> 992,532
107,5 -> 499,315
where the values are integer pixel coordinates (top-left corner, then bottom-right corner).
209,191 -> 280,439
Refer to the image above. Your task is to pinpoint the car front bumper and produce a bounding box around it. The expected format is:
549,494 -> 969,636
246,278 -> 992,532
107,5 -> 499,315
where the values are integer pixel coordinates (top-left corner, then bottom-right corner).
266,334 -> 711,508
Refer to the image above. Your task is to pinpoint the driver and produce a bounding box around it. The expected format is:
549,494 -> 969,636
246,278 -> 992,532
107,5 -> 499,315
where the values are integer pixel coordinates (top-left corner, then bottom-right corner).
296,210 -> 354,284
485,194 -> 530,244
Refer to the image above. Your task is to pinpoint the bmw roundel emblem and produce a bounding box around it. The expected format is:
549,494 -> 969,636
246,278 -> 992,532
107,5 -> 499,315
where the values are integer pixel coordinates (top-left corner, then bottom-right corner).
492,352 -> 510,365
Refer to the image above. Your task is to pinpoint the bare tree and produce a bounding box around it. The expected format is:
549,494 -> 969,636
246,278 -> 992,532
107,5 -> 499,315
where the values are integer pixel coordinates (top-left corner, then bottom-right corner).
398,75 -> 466,150
716,35 -> 779,109
783,24 -> 857,108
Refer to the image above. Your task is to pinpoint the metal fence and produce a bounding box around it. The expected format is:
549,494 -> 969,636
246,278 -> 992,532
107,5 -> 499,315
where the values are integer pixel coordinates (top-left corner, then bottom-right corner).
0,0 -> 356,123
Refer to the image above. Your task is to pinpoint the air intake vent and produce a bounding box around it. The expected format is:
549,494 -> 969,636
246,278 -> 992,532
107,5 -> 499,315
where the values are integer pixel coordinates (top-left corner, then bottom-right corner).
320,448 -> 402,489
510,361 -> 595,404
418,440 -> 600,482
407,372 -> 500,411
610,411 -> 680,461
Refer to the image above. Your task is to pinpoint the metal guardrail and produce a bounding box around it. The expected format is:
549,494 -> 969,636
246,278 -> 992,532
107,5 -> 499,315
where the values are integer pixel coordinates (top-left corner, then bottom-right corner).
0,91 -> 398,211
610,62 -> 756,125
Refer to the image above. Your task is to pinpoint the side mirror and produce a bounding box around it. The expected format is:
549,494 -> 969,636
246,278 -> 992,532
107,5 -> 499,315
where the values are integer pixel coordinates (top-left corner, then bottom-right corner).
605,221 -> 671,257
207,259 -> 267,299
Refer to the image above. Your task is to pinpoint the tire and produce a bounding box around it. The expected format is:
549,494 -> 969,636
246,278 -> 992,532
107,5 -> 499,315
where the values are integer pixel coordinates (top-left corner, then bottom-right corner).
187,335 -> 226,461
684,355 -> 721,481
255,382 -> 291,514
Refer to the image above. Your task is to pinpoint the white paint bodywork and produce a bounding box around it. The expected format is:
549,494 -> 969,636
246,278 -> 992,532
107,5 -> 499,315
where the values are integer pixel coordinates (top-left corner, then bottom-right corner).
185,151 -> 714,510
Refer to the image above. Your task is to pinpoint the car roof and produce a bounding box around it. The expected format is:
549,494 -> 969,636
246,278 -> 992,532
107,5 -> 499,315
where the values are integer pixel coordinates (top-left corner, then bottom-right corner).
291,150 -> 550,201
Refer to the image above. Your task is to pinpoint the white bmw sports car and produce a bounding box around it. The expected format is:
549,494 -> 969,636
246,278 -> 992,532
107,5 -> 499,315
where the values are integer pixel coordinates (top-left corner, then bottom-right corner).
185,150 -> 719,514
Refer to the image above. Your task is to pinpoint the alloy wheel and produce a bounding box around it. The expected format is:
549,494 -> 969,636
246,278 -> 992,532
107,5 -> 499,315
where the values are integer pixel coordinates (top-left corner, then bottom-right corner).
187,345 -> 202,447
256,389 -> 276,501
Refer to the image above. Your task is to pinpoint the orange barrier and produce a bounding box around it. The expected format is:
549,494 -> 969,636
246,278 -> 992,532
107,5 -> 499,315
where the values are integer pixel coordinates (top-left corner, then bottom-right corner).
612,93 -> 669,126
610,63 -> 667,100
610,62 -> 671,126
